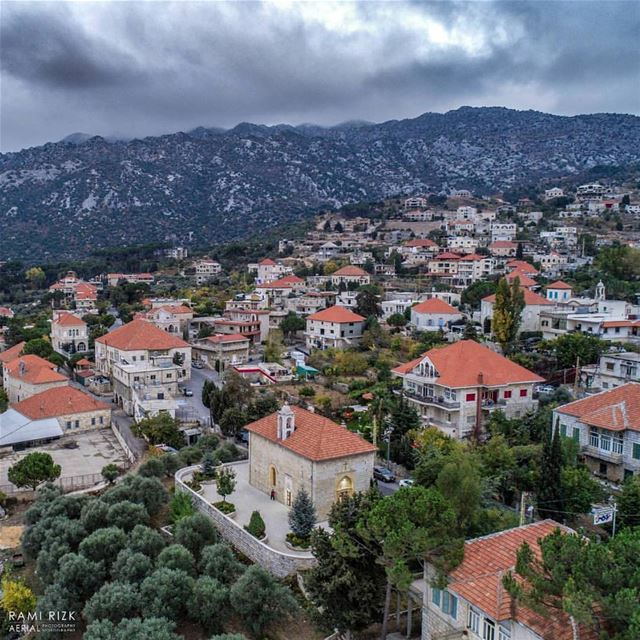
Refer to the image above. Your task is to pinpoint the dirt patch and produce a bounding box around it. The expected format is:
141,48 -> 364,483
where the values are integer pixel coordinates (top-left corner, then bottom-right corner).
0,524 -> 24,550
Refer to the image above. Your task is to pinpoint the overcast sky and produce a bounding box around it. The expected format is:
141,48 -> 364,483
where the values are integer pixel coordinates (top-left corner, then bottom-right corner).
1,0 -> 639,152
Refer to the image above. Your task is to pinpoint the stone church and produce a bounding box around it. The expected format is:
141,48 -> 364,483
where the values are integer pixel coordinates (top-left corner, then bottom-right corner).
245,403 -> 376,520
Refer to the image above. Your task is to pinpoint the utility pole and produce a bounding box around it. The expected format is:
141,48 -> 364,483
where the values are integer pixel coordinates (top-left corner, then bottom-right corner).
519,491 -> 528,526
611,501 -> 618,538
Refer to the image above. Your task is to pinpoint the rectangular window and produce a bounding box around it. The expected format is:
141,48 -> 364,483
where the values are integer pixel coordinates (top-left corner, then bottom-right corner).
498,624 -> 511,640
431,588 -> 441,606
590,427 -> 599,448
74,420 -> 79,428
66,421 -> 72,429
560,424 -> 567,437
99,416 -> 104,425
600,432 -> 611,451
91,417 -> 96,426
573,428 -> 580,442
612,435 -> 623,455
483,619 -> 496,640
519,389 -> 527,397
503,390 -> 512,399
466,393 -> 476,402
468,607 -> 481,634
633,443 -> 640,460
442,591 -> 457,619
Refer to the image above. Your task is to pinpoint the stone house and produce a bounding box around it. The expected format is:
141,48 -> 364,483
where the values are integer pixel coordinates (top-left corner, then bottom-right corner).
419,520 -> 596,640
410,298 -> 463,331
192,333 -> 251,371
145,304 -> 194,338
2,354 -> 69,403
245,404 -> 376,520
51,312 -> 89,356
329,265 -> 371,288
553,383 -> 640,483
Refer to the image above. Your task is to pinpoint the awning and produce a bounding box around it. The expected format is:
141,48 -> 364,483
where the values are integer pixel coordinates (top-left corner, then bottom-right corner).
0,409 -> 63,447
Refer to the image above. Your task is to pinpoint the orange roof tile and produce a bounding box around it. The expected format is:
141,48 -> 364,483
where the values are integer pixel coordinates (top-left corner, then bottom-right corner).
506,259 -> 539,275
205,333 -> 251,344
332,265 -> 368,277
258,275 -> 305,289
404,239 -> 438,248
75,282 -> 97,300
412,298 -> 460,315
150,305 -> 193,315
601,320 -> 639,328
5,354 -> 68,385
307,305 -> 366,323
13,386 -> 110,419
489,241 -> 517,249
392,340 -> 543,387
459,253 -> 487,261
446,521 -> 596,640
0,341 -> 25,365
505,270 -> 537,288
0,306 -> 14,318
245,405 -> 376,461
259,258 -> 276,266
556,383 -> 640,432
483,289 -> 553,306
96,319 -> 189,351
547,280 -> 572,290
54,312 -> 86,327
432,252 -> 462,260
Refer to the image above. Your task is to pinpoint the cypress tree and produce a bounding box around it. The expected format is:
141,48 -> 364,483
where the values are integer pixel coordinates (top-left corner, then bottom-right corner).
537,424 -> 565,522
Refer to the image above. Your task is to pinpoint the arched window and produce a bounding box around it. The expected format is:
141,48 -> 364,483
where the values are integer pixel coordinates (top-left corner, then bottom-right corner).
269,465 -> 277,487
336,475 -> 353,501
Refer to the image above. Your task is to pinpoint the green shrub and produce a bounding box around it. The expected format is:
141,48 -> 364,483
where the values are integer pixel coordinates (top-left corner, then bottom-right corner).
213,501 -> 236,515
244,510 -> 265,539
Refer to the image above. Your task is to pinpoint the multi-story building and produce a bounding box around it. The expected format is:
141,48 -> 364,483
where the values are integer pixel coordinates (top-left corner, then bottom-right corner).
51,312 -> 89,356
252,258 -> 293,285
481,289 -> 552,334
490,223 -> 517,242
193,259 -> 222,284
544,187 -> 565,199
192,333 -> 251,372
581,351 -> 640,391
305,305 -> 366,350
144,304 -> 194,338
94,319 -> 191,380
213,308 -> 271,344
393,340 -> 542,439
576,183 -> 611,201
49,271 -> 99,314
255,275 -> 306,309
419,520 -> 592,640
106,273 -> 154,287
554,383 -> 640,482
489,241 -> 517,257
405,196 -> 428,209
112,355 -> 182,420
545,281 -> 573,302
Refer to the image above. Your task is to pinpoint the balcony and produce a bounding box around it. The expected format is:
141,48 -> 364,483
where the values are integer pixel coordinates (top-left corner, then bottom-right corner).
481,399 -> 507,411
404,391 -> 460,410
582,444 -> 623,465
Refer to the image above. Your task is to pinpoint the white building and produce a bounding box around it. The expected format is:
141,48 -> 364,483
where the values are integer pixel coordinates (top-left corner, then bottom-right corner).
305,305 -> 366,350
481,289 -> 553,334
193,259 -> 222,284
393,340 -> 542,439
544,187 -> 565,199
51,312 -> 89,356
410,298 -> 463,331
490,223 -> 517,242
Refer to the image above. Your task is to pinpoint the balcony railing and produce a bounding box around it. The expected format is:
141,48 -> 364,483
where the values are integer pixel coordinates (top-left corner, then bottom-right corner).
481,399 -> 507,410
581,444 -> 623,464
404,391 -> 460,409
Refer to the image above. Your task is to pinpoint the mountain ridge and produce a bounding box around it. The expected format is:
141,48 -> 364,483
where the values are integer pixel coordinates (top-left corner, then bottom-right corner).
2,106 -> 639,260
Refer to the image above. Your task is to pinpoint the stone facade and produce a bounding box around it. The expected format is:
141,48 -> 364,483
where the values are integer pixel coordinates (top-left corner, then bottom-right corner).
248,431 -> 374,520
175,465 -> 315,578
57,407 -> 111,434
3,375 -> 68,405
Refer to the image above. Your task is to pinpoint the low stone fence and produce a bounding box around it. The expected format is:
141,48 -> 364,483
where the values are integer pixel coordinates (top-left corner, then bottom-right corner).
111,423 -> 136,464
175,464 -> 317,578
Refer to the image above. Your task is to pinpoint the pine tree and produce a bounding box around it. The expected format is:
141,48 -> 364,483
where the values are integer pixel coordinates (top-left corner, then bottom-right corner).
515,241 -> 524,259
462,321 -> 479,341
537,424 -> 565,522
288,488 -> 316,539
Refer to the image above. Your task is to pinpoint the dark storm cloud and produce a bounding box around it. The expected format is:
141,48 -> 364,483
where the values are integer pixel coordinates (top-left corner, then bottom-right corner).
0,0 -> 638,151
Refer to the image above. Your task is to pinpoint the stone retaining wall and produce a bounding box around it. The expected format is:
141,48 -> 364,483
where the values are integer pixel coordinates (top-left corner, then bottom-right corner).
175,464 -> 316,578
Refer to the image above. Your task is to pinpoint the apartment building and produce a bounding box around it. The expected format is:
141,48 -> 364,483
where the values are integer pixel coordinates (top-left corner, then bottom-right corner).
305,305 -> 366,350
393,340 -> 542,440
192,333 -> 251,372
581,351 -> 640,391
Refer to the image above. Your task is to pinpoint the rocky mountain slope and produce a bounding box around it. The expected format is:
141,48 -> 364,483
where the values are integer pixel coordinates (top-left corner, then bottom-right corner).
1,107 -> 639,260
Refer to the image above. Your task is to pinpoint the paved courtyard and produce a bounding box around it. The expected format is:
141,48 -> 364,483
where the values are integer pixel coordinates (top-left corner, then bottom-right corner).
0,428 -> 129,486
202,462 -> 328,556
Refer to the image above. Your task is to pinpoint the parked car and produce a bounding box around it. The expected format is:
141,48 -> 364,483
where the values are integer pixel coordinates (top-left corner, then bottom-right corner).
182,388 -> 194,397
398,478 -> 414,488
155,444 -> 178,454
373,466 -> 396,483
192,361 -> 204,369
535,384 -> 555,395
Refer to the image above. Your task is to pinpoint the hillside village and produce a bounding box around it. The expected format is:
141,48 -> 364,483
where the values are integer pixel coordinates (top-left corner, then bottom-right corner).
1,179 -> 640,639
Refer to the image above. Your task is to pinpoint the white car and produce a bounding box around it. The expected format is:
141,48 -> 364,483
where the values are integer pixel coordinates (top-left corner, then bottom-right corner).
399,478 -> 414,488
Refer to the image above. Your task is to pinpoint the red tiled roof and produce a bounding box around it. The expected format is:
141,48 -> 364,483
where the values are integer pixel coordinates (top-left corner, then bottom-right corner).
556,383 -> 640,432
0,341 -> 25,365
332,265 -> 368,277
258,258 -> 276,266
75,358 -> 92,366
150,305 -> 193,315
483,289 -> 553,306
447,521 -> 596,640
307,305 -> 366,323
5,354 -> 68,385
245,405 -> 376,461
13,386 -> 110,419
547,280 -> 572,290
601,320 -> 639,328
258,275 -> 305,289
96,319 -> 189,350
54,312 -> 86,327
489,241 -> 517,249
505,270 -> 537,288
0,306 -> 14,318
432,252 -> 462,260
392,340 -> 543,387
75,282 -> 97,300
404,239 -> 438,248
411,298 -> 460,315
459,253 -> 487,262
506,260 -> 539,275
205,333 -> 251,344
